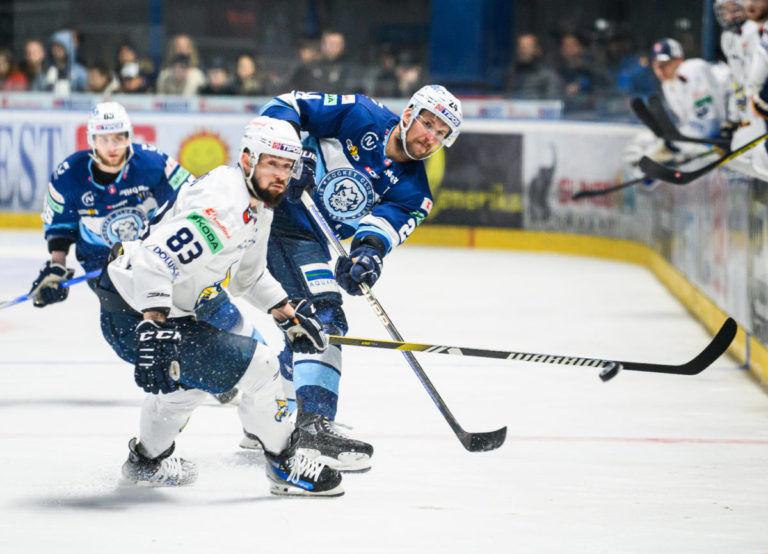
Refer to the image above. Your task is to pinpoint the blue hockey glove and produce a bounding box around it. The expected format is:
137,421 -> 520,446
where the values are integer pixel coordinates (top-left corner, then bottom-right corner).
285,147 -> 317,204
335,245 -> 383,296
29,261 -> 75,307
134,319 -> 181,394
276,299 -> 328,354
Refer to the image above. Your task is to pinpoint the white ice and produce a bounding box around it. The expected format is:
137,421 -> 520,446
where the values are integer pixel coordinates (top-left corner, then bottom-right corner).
0,230 -> 766,554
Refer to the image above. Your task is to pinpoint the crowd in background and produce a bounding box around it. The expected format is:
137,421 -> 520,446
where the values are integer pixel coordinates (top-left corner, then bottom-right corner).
0,28 -> 429,100
0,20 -> 694,114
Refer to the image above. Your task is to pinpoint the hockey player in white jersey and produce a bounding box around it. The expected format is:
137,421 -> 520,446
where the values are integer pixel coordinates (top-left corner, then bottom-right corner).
743,1 -> 768,175
651,38 -> 727,143
718,0 -> 768,148
99,116 -> 343,496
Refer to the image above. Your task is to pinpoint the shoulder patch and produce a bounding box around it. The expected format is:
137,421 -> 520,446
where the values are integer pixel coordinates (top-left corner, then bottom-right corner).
323,94 -> 339,105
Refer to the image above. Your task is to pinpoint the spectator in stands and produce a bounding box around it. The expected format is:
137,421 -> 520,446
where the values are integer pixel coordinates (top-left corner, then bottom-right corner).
116,41 -> 155,85
234,53 -> 266,95
0,49 -> 28,91
285,35 -> 322,92
22,39 -> 47,91
200,57 -> 235,95
394,50 -> 425,98
506,33 -> 562,100
156,53 -> 204,96
556,31 -> 612,111
86,61 -> 120,94
45,29 -> 88,94
156,34 -> 205,95
287,29 -> 359,93
119,61 -> 150,93
367,43 -> 399,97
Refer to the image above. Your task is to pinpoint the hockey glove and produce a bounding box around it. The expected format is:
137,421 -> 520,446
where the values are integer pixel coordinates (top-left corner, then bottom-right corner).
285,147 -> 317,204
276,299 -> 328,354
29,261 -> 75,307
134,319 -> 181,394
335,245 -> 383,296
752,79 -> 768,120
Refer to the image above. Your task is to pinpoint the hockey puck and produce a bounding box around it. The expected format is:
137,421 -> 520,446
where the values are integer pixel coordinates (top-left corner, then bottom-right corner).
599,362 -> 621,382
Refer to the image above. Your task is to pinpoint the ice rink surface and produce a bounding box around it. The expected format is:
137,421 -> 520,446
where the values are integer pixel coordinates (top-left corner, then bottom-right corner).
1,230 -> 767,554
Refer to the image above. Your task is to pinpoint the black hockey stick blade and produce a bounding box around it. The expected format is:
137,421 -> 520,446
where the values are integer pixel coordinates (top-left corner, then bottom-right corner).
330,317 -> 737,377
639,131 -> 768,184
619,317 -> 737,375
647,95 -> 731,149
460,426 -> 507,452
630,97 -> 665,137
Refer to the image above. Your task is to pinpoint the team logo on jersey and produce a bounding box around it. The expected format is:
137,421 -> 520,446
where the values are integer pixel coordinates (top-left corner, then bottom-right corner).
316,168 -> 374,221
360,132 -> 379,151
345,139 -> 360,161
101,207 -> 148,245
81,191 -> 95,207
274,398 -> 290,422
195,267 -> 232,308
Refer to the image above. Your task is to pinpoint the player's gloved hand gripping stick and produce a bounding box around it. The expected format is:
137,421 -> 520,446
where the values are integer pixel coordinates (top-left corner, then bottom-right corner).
300,190 -> 506,453
1,269 -> 102,310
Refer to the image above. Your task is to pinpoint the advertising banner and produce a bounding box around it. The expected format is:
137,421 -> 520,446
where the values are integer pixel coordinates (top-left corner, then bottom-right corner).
522,123 -> 642,240
0,110 -> 252,212
424,133 -> 523,228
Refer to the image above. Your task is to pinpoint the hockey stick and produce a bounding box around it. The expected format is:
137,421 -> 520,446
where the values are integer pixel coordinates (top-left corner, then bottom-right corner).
0,269 -> 101,310
300,190 -> 506,452
571,149 -> 716,200
639,130 -> 768,184
647,95 -> 734,149
632,96 -> 731,149
329,316 -> 737,379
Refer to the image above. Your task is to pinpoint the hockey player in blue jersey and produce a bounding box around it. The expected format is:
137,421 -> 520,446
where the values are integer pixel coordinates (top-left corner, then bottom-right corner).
27,102 -> 247,403
257,85 -> 463,472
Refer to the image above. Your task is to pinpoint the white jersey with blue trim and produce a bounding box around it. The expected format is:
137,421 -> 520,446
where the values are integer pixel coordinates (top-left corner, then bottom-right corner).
661,58 -> 727,141
260,91 -> 434,254
42,144 -> 195,273
108,165 -> 287,318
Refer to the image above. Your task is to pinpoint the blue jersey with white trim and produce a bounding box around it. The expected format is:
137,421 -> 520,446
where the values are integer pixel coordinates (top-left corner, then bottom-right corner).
42,144 -> 195,272
260,92 -> 433,254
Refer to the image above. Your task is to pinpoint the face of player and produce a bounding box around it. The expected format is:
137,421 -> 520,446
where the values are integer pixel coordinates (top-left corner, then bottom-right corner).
93,133 -> 130,170
745,0 -> 768,21
250,153 -> 294,207
404,109 -> 452,159
721,0 -> 747,23
652,59 -> 681,82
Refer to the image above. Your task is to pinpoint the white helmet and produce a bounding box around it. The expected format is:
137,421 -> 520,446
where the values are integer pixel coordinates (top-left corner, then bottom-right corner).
714,0 -> 746,32
87,102 -> 133,152
400,84 -> 462,160
240,116 -> 303,186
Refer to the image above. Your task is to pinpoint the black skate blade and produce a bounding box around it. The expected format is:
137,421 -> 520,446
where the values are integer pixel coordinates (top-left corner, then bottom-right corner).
461,426 -> 507,452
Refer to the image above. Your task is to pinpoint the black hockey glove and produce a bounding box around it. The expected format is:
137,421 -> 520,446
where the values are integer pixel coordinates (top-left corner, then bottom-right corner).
134,319 -> 181,394
335,245 -> 383,296
285,147 -> 317,204
29,261 -> 75,307
276,299 -> 328,354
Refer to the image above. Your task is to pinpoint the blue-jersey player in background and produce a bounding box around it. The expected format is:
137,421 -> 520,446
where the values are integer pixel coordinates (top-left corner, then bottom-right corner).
27,102 -> 252,403
256,85 -> 463,471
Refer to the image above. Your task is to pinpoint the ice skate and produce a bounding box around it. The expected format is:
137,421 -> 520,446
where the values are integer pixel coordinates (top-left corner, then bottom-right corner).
265,429 -> 344,497
121,438 -> 198,487
239,429 -> 264,451
296,412 -> 373,473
